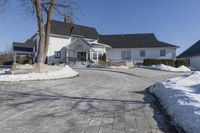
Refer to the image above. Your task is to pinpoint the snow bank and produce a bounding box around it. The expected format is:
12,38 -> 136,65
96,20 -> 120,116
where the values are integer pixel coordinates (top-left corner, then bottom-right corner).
150,72 -> 200,133
0,69 -> 10,74
15,64 -> 33,69
152,64 -> 191,72
0,65 -> 79,81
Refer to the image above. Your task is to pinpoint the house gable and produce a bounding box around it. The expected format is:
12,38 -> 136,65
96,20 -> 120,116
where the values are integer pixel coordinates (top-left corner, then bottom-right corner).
178,40 -> 200,58
67,39 -> 92,51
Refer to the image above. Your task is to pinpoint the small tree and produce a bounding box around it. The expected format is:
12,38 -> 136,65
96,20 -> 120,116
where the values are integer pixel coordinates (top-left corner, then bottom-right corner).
102,53 -> 107,62
0,45 -> 13,65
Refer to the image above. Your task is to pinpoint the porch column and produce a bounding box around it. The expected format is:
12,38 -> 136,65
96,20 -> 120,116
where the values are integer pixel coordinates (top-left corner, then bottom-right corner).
90,49 -> 92,61
97,51 -> 99,61
66,48 -> 69,63
33,54 -> 35,64
13,52 -> 16,64
86,51 -> 88,61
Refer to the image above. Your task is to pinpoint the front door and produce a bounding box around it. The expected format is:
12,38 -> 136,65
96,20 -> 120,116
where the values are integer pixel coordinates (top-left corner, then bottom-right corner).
77,52 -> 86,61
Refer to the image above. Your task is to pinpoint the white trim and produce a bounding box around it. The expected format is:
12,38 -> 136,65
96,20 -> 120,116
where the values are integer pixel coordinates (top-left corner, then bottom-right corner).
67,38 -> 91,49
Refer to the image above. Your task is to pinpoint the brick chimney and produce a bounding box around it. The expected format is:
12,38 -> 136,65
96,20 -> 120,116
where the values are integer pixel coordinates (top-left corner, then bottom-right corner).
64,16 -> 72,23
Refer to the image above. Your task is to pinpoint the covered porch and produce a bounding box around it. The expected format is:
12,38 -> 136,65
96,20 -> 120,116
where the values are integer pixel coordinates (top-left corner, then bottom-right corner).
65,38 -> 110,63
13,42 -> 35,64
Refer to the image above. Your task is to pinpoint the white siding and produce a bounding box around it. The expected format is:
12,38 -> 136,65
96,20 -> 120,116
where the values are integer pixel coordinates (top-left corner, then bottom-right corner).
189,55 -> 200,70
107,47 -> 176,64
47,36 -> 71,64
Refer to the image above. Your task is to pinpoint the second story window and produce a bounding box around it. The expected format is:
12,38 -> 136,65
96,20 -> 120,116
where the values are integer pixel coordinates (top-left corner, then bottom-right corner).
54,51 -> 61,58
140,50 -> 146,57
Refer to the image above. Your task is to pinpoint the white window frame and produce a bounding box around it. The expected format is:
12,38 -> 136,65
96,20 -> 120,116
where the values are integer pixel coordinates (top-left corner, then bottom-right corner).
54,51 -> 61,59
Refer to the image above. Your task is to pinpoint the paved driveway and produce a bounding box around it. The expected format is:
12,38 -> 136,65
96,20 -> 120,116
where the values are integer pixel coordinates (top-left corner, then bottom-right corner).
0,68 -> 185,133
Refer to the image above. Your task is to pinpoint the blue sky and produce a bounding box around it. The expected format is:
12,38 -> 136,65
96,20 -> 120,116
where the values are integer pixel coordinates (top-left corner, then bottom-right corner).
1,0 -> 200,55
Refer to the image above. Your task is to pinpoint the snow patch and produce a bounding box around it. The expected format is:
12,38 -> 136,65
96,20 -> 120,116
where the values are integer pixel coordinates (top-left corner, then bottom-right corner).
0,69 -> 10,74
109,66 -> 129,69
150,72 -> 200,133
0,65 -> 79,81
152,64 -> 191,72
15,64 -> 33,69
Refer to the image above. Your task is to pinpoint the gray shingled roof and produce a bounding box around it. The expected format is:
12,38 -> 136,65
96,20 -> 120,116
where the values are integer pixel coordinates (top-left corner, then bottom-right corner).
178,40 -> 200,58
51,20 -> 99,39
98,34 -> 178,48
13,39 -> 34,52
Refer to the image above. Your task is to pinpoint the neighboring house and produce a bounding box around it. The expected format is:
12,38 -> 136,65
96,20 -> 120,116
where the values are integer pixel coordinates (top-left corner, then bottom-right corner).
178,40 -> 200,70
13,17 -> 178,65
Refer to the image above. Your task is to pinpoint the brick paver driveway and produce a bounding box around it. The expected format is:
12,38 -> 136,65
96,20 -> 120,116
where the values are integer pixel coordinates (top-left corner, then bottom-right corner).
0,67 -> 185,133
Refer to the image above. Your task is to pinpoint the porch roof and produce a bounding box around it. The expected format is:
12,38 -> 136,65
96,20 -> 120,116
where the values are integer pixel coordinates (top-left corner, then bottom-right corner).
67,38 -> 111,50
13,41 -> 33,52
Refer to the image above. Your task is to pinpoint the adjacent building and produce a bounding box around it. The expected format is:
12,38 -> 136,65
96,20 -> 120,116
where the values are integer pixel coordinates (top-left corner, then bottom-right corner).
178,40 -> 200,70
13,17 -> 178,65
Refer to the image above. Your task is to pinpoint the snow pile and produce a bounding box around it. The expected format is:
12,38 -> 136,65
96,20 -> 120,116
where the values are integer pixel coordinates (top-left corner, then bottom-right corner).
109,66 -> 129,69
150,72 -> 200,133
0,69 -> 10,74
0,65 -> 79,81
15,64 -> 34,69
152,64 -> 191,72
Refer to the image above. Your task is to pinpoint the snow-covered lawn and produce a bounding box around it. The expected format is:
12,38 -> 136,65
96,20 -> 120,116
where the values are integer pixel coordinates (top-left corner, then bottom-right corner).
0,69 -> 10,74
151,64 -> 191,72
0,65 -> 79,81
150,72 -> 200,133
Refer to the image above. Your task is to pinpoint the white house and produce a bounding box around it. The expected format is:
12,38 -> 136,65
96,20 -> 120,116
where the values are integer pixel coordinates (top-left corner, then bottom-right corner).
13,17 -> 178,65
178,40 -> 200,70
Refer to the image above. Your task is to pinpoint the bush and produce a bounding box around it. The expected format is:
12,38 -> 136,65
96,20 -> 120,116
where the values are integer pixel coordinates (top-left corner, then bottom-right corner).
143,59 -> 175,67
102,53 -> 107,61
175,59 -> 189,67
22,58 -> 32,64
3,61 -> 13,65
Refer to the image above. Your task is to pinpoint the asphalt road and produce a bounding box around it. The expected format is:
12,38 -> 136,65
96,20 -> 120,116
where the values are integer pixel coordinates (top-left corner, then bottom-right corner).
0,67 -> 186,133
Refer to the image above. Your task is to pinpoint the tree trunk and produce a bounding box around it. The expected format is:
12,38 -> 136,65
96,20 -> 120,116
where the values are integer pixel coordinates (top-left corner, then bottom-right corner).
34,0 -> 46,72
44,0 -> 55,61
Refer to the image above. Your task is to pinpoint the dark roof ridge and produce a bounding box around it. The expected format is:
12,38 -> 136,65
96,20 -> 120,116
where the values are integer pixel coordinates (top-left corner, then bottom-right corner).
100,33 -> 155,36
51,19 -> 97,30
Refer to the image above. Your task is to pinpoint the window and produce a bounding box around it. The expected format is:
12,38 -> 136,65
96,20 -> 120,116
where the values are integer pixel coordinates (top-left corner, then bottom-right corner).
140,50 -> 146,57
98,51 -> 102,60
160,50 -> 166,57
121,50 -> 131,60
54,51 -> 61,58
93,51 -> 97,60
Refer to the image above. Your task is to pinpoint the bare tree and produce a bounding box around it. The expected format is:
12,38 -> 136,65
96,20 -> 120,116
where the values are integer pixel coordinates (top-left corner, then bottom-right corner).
0,0 -> 77,71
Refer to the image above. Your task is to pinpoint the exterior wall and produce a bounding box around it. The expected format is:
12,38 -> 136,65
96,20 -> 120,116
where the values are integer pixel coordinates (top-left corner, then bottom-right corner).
188,55 -> 200,70
107,47 -> 176,64
47,36 -> 71,64
33,35 -> 106,64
